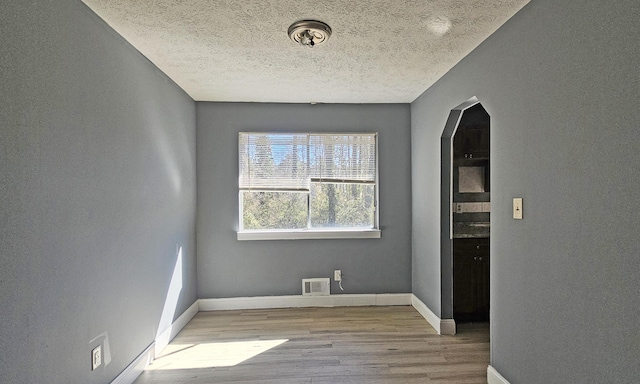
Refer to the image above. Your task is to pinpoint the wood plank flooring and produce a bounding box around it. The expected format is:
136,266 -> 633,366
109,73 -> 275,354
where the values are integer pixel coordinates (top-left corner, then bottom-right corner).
134,306 -> 489,384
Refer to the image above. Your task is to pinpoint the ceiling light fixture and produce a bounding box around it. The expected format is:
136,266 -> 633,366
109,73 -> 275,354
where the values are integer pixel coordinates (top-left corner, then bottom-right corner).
288,20 -> 332,48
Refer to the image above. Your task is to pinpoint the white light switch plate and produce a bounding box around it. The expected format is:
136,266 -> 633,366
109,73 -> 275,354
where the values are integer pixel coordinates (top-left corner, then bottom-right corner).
513,198 -> 523,219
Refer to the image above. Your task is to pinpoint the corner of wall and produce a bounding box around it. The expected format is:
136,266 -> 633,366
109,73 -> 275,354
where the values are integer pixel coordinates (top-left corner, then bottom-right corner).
110,300 -> 199,384
411,294 -> 456,335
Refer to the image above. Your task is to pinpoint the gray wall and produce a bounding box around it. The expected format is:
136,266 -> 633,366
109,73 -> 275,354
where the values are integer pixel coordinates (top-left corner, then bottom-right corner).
411,0 -> 639,382
410,101 -> 442,313
197,103 -> 411,298
0,2 -> 197,383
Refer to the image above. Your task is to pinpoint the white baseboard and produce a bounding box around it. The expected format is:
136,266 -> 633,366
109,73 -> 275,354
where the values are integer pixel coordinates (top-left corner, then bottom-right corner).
111,300 -> 198,384
199,294 -> 452,335
440,319 -> 456,335
488,365 -> 511,384
110,343 -> 155,384
198,293 -> 412,311
411,294 -> 456,335
154,300 -> 199,355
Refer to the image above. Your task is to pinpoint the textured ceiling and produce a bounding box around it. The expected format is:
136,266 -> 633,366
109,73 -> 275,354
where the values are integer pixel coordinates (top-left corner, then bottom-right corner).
81,0 -> 530,103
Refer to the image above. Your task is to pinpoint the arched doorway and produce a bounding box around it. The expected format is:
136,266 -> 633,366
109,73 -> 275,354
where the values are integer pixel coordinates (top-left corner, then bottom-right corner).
440,97 -> 491,329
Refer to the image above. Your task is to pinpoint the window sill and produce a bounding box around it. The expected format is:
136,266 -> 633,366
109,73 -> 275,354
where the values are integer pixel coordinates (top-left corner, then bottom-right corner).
237,229 -> 381,241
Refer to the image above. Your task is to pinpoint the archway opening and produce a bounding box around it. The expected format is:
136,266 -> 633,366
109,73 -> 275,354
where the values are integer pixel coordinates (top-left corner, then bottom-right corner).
440,98 -> 490,330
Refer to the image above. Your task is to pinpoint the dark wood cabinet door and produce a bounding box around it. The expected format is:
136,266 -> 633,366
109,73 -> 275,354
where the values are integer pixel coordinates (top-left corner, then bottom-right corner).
453,248 -> 477,316
477,252 -> 490,317
453,238 -> 490,322
453,126 -> 489,160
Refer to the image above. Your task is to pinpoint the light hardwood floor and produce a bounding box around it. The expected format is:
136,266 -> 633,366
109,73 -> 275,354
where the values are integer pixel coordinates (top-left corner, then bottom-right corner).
134,306 -> 489,383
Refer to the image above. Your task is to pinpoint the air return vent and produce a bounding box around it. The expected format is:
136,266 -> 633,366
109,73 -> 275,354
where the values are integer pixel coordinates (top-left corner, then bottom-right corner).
302,278 -> 330,296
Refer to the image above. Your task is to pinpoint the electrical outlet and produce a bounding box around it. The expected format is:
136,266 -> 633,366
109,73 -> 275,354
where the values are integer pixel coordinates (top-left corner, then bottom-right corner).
334,270 -> 342,282
91,345 -> 102,371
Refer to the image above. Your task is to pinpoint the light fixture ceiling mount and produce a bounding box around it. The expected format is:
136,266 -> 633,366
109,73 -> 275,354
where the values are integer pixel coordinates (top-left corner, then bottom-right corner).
288,20 -> 332,48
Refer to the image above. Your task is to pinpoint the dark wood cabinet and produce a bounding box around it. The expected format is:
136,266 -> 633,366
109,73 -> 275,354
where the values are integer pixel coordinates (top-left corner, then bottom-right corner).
453,103 -> 490,161
453,125 -> 490,161
453,238 -> 489,322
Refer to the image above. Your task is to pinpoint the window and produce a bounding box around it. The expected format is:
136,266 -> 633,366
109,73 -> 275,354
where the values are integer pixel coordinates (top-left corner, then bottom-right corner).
238,132 -> 380,240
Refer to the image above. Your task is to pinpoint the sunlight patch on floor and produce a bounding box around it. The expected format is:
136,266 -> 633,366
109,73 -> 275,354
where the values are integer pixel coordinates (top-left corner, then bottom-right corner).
147,339 -> 288,370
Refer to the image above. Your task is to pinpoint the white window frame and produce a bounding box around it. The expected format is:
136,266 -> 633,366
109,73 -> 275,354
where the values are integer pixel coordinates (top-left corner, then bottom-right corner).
237,132 -> 381,241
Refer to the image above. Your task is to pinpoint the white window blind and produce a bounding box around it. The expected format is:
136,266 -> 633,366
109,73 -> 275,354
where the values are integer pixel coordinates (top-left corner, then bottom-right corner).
239,133 -> 376,190
239,133 -> 310,191
309,134 -> 376,184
